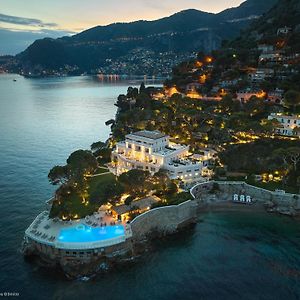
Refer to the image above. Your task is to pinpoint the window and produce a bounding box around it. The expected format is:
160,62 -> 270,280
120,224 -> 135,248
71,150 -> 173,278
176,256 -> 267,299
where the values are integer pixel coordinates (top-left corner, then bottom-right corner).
145,148 -> 149,153
135,146 -> 141,151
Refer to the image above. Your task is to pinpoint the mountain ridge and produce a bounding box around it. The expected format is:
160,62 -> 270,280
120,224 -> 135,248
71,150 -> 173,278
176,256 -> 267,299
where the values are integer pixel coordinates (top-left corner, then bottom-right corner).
16,0 -> 278,75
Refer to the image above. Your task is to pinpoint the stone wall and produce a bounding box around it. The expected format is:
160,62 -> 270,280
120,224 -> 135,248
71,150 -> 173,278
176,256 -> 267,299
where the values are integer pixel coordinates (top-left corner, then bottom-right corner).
191,181 -> 300,212
130,200 -> 198,239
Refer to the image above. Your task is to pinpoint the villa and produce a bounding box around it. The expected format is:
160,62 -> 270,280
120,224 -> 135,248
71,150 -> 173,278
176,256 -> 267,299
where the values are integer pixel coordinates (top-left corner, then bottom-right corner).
268,113 -> 300,137
110,130 -> 213,181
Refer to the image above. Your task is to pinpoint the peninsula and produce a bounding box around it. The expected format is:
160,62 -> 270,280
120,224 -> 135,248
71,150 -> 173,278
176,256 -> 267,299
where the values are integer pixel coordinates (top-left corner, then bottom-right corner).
23,0 -> 300,279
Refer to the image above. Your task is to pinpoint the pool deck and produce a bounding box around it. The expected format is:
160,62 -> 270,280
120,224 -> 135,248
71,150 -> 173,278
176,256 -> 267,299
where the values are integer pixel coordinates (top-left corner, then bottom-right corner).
25,211 -> 132,250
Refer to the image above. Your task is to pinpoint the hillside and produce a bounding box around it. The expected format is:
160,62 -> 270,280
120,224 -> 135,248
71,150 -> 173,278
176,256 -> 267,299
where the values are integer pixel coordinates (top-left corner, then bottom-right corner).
16,0 -> 277,76
231,0 -> 300,51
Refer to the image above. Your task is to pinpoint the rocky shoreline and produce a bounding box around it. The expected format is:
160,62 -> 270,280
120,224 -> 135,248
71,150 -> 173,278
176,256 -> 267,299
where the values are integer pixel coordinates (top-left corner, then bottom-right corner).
23,181 -> 300,280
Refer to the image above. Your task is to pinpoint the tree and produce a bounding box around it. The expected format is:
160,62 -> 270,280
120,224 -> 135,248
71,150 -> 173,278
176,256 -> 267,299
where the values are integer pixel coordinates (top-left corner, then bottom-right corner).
244,96 -> 265,115
287,147 -> 300,171
272,148 -> 289,169
127,87 -> 139,99
118,169 -> 151,196
139,82 -> 146,94
102,182 -> 124,204
284,90 -> 300,112
48,165 -> 69,185
115,94 -> 130,111
260,118 -> 281,135
67,150 -> 98,179
91,141 -> 106,152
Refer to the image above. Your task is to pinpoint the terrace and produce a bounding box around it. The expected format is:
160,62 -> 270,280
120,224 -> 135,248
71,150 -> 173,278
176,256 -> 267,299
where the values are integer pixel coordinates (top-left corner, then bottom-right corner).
25,210 -> 132,250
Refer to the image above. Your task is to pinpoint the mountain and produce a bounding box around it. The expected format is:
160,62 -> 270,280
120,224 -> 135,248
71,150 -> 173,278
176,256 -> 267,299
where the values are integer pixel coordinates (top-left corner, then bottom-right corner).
16,0 -> 277,76
225,0 -> 300,56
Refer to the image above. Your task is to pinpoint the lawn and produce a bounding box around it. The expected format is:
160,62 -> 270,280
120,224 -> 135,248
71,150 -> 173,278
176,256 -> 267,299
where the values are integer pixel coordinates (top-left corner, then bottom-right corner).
164,191 -> 191,205
246,179 -> 298,194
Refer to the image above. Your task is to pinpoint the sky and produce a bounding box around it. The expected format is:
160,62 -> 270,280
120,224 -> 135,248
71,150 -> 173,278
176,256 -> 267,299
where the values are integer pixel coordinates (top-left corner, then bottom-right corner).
0,0 -> 244,55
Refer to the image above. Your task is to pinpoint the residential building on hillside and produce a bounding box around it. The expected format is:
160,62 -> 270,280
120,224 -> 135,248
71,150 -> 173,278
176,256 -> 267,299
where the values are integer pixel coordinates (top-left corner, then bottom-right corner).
110,130 -> 214,181
277,26 -> 292,35
268,113 -> 300,137
236,89 -> 266,102
266,89 -> 284,104
258,44 -> 274,53
249,68 -> 274,83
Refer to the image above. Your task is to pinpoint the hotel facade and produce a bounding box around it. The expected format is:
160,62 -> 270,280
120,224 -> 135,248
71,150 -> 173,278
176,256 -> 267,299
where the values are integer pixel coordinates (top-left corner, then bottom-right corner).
268,113 -> 300,137
110,130 -> 214,181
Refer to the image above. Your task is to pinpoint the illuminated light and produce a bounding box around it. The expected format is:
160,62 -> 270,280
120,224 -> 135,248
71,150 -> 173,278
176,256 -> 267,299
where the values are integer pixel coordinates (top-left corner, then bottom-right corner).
195,61 -> 203,68
165,86 -> 180,97
195,173 -> 199,176
199,74 -> 207,84
187,90 -> 202,99
205,56 -> 213,63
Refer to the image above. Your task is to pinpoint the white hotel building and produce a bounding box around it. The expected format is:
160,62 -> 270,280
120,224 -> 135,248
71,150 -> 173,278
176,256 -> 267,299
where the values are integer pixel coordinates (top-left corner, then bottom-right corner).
111,130 -> 213,181
268,113 -> 300,137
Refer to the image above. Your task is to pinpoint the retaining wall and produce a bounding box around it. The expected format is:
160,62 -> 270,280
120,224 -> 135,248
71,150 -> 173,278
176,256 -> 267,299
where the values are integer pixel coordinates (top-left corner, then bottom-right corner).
191,181 -> 300,209
130,200 -> 198,239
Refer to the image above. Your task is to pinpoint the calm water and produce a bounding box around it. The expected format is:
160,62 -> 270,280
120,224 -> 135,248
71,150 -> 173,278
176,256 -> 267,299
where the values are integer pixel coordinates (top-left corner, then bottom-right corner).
0,74 -> 300,299
58,224 -> 125,243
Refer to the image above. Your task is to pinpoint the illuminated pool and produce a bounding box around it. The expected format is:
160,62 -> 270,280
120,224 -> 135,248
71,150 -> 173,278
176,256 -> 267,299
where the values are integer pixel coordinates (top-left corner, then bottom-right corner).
58,224 -> 125,243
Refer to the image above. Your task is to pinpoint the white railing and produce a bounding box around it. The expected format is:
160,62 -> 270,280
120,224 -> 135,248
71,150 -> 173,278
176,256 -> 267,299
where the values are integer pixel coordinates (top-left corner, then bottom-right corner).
54,235 -> 127,250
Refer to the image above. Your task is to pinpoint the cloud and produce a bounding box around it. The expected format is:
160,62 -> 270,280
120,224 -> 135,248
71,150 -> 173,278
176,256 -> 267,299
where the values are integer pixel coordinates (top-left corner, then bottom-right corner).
0,13 -> 57,27
0,28 -> 74,55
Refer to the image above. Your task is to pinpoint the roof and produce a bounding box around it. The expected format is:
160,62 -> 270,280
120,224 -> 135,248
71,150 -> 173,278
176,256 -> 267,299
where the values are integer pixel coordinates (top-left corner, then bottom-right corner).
131,130 -> 166,140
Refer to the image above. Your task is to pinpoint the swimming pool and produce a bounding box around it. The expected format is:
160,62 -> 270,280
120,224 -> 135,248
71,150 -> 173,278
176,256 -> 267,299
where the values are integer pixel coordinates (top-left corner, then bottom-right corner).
58,224 -> 125,243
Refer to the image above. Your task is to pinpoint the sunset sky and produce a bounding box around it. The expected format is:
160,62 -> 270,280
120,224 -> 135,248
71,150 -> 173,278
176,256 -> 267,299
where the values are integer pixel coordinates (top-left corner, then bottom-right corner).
0,0 -> 244,54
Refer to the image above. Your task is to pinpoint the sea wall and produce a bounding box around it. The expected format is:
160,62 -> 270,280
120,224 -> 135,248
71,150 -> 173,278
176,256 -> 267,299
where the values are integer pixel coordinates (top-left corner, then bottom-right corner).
130,200 -> 198,239
191,181 -> 300,215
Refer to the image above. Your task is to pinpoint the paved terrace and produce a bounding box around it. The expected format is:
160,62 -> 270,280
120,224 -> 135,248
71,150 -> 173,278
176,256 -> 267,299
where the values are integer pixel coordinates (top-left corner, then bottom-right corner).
25,210 -> 132,250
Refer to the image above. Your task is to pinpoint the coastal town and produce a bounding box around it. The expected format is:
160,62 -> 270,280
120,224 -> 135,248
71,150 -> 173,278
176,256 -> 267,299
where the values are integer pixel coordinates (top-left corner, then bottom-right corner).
17,0 -> 300,281
23,18 -> 300,278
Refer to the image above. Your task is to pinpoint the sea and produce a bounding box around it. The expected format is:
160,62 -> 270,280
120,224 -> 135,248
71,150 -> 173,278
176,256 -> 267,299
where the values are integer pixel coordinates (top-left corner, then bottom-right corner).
0,74 -> 300,300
